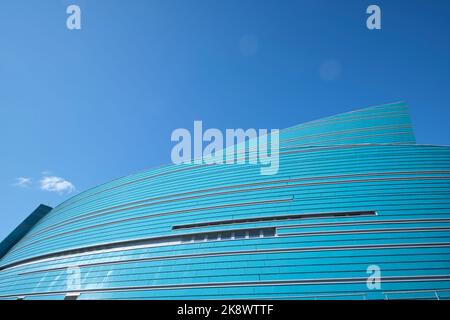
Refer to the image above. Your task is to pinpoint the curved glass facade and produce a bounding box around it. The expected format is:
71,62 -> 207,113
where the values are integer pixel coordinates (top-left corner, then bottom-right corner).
1,102 -> 450,300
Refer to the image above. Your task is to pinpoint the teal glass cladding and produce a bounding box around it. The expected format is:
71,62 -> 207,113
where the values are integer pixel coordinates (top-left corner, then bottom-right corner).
1,102 -> 450,300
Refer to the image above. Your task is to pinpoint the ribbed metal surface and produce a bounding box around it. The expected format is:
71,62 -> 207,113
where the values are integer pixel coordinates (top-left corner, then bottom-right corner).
1,102 -> 449,300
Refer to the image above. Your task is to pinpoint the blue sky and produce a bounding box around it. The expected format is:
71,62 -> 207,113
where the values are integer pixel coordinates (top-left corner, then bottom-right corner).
1,0 -> 450,240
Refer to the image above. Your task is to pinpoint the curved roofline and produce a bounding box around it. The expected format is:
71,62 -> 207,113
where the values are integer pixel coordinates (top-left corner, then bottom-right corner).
19,101 -> 446,220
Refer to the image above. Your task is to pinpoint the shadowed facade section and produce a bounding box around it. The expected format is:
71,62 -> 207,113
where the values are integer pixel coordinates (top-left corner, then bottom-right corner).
0,205 -> 52,259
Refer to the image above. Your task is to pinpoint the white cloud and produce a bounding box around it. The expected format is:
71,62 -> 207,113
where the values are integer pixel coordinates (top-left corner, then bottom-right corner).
40,176 -> 75,194
13,177 -> 32,188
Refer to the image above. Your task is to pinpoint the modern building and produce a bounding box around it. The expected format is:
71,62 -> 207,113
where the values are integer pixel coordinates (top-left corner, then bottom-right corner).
1,102 -> 450,300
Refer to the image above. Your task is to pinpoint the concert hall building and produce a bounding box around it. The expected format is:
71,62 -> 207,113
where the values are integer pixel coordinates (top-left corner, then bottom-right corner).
1,102 -> 450,300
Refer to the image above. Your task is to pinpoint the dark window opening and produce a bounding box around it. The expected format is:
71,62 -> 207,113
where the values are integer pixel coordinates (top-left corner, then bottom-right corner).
262,228 -> 276,237
248,229 -> 261,238
234,231 -> 246,239
207,233 -> 219,241
193,234 -> 206,242
173,211 -> 376,230
221,231 -> 232,240
180,228 -> 276,244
